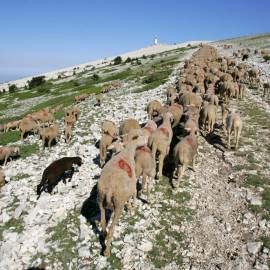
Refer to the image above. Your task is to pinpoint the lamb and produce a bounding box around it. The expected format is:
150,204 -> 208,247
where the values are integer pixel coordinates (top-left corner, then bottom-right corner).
239,83 -> 247,99
39,123 -> 60,149
226,109 -> 242,150
37,156 -> 82,197
0,168 -> 5,188
148,112 -> 173,179
99,133 -> 115,167
147,100 -> 162,119
97,134 -> 147,256
173,128 -> 198,187
101,120 -> 118,138
64,125 -> 72,144
166,87 -> 177,104
0,146 -> 20,166
95,94 -> 103,106
19,119 -> 39,140
66,107 -> 80,120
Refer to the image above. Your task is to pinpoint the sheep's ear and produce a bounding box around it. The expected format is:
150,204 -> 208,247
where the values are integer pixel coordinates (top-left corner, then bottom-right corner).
107,143 -> 115,150
176,136 -> 182,140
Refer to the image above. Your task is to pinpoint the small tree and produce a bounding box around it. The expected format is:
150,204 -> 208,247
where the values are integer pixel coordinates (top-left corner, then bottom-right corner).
92,73 -> 99,81
113,56 -> 122,65
28,76 -> 46,89
142,54 -> 147,59
125,57 -> 132,63
9,84 -> 18,93
263,55 -> 270,62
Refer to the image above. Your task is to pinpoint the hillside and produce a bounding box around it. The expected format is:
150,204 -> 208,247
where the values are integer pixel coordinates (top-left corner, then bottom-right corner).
0,34 -> 270,270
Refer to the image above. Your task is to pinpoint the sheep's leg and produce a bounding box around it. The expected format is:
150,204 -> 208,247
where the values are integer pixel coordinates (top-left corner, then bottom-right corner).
42,138 -> 46,149
141,173 -> 147,194
99,201 -> 107,237
103,206 -> 123,257
146,176 -> 151,202
21,131 -> 24,141
48,138 -> 53,149
4,155 -> 8,166
178,164 -> 186,183
158,153 -> 165,180
227,128 -> 231,149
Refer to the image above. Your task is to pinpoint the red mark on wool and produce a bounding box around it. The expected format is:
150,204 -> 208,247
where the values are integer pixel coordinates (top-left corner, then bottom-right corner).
118,159 -> 132,178
144,126 -> 154,134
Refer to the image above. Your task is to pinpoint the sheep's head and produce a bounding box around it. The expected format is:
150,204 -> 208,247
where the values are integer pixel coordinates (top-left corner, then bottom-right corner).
11,147 -> 20,155
74,156 -> 83,166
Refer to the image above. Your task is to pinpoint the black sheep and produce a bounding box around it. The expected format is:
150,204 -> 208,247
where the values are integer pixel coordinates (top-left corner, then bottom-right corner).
37,156 -> 82,198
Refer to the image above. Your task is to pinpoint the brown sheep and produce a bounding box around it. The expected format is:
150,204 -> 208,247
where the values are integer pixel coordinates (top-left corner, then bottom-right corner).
148,112 -> 173,179
173,129 -> 198,187
40,124 -> 60,149
147,100 -> 162,119
102,120 -> 118,138
226,109 -> 242,150
0,147 -> 20,166
5,120 -> 21,132
119,119 -> 140,141
97,134 -> 147,256
64,125 -> 72,144
19,119 -> 39,140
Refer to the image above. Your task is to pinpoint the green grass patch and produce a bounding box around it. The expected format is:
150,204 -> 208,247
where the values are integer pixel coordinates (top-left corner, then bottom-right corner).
0,217 -> 25,241
244,174 -> 265,188
13,173 -> 31,181
0,131 -> 20,145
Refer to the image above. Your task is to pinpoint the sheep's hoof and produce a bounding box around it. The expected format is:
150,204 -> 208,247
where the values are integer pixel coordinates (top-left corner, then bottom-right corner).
103,248 -> 110,257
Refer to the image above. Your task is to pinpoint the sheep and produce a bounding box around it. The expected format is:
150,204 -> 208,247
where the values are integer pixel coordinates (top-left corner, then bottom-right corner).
226,109 -> 242,150
101,120 -> 118,138
119,119 -> 140,141
64,125 -> 72,144
95,94 -> 103,106
0,168 -> 6,188
239,83 -> 247,99
142,120 -> 157,141
99,133 -> 115,167
64,114 -> 76,128
148,112 -> 173,179
75,94 -> 88,103
19,119 -> 39,140
0,146 -> 20,166
173,128 -> 198,187
97,134 -> 147,256
263,82 -> 270,99
39,123 -> 60,149
0,124 -> 6,132
168,103 -> 183,128
37,157 -> 82,197
135,145 -> 156,201
147,100 -> 162,119
66,107 -> 80,120
5,120 -> 21,132
166,87 -> 177,103
199,103 -> 217,132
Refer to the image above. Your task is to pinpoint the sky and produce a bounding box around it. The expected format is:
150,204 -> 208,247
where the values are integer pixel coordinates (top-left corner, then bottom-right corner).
0,0 -> 269,83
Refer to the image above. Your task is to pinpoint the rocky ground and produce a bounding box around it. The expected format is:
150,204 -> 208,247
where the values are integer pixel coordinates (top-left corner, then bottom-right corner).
0,39 -> 270,270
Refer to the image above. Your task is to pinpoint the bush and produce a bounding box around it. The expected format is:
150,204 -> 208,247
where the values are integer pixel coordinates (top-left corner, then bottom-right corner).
263,55 -> 270,62
143,73 -> 158,84
142,54 -> 147,59
125,57 -> 132,63
9,84 -> 18,93
113,56 -> 122,65
92,73 -> 100,81
28,76 -> 46,89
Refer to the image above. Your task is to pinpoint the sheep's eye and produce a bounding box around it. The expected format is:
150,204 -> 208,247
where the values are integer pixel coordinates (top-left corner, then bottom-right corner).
132,135 -> 139,140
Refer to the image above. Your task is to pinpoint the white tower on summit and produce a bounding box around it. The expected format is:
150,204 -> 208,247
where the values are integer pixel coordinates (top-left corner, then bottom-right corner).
154,36 -> 158,45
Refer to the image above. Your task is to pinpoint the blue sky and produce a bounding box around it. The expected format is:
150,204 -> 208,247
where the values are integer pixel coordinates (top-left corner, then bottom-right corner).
0,0 -> 269,82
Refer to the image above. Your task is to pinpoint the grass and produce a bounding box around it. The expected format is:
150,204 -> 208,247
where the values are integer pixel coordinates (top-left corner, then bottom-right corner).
13,173 -> 31,181
0,217 -> 25,241
244,174 -> 265,188
40,211 -> 80,269
0,130 -> 20,145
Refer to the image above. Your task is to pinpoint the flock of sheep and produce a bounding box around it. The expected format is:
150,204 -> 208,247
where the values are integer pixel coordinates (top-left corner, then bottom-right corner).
0,43 -> 269,260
